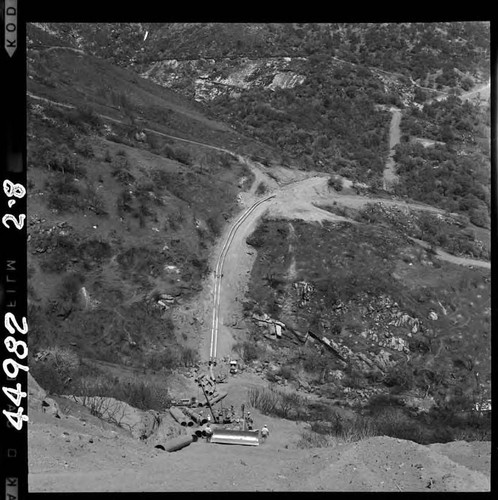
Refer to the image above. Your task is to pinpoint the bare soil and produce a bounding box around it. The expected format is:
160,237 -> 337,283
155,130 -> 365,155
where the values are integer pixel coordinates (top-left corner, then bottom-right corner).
29,399 -> 490,492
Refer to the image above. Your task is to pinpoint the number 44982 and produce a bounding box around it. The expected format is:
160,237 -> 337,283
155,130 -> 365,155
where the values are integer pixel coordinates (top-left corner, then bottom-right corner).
2,313 -> 29,430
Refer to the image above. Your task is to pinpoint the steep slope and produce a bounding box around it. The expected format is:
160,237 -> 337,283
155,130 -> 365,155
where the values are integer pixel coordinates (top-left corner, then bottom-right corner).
29,386 -> 490,492
26,22 -> 491,493
26,24 -> 273,400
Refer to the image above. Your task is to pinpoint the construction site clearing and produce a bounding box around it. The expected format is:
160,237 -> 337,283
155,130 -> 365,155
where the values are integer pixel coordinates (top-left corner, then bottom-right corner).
161,368 -> 261,451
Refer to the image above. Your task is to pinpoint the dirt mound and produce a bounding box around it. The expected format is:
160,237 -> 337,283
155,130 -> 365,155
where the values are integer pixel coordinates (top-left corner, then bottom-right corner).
280,436 -> 490,492
29,381 -> 490,493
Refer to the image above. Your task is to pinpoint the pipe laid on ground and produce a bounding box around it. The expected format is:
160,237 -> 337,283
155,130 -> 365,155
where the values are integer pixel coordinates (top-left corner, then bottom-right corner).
210,429 -> 260,446
194,429 -> 204,438
169,407 -> 189,427
183,407 -> 208,425
163,434 -> 194,453
208,391 -> 228,406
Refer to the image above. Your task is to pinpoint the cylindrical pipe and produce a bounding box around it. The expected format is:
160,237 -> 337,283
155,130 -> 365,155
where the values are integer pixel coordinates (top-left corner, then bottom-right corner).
208,391 -> 228,406
163,434 -> 194,453
169,407 -> 188,427
194,429 -> 203,438
183,407 -> 208,426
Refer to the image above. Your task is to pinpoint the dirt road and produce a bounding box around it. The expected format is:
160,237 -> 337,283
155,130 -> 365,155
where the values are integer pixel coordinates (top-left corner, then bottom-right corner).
28,92 -> 490,363
383,107 -> 402,191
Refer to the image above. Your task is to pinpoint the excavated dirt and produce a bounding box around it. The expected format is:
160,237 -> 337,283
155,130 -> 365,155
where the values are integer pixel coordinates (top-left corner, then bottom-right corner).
29,395 -> 490,492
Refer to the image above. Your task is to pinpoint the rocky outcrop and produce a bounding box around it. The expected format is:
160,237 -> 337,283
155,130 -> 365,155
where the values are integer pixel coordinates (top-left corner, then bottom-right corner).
141,56 -> 306,102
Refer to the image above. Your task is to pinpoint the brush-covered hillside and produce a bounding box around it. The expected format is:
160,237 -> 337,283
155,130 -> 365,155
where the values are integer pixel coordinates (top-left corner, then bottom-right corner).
26,22 -> 280,407
26,23 -> 490,493
29,22 -> 490,225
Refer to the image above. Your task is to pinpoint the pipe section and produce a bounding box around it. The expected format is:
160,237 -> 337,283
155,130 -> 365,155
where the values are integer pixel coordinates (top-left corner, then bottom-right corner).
210,429 -> 260,446
163,434 -> 194,452
169,407 -> 188,427
182,407 -> 208,425
208,391 -> 228,406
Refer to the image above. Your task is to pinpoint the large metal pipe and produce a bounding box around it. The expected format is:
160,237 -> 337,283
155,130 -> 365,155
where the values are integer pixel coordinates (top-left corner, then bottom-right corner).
169,407 -> 188,427
163,434 -> 194,452
194,429 -> 204,438
208,391 -> 228,406
182,407 -> 208,425
210,429 -> 260,446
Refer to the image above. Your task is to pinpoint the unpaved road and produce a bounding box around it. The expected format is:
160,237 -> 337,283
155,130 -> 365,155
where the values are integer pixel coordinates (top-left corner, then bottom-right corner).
383,107 -> 402,191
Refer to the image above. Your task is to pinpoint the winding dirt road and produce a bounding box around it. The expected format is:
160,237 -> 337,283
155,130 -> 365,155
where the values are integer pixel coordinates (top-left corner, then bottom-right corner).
27,92 -> 491,368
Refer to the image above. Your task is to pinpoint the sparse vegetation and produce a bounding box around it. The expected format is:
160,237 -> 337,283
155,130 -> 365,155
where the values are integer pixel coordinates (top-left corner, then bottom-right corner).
327,175 -> 343,191
26,22 -> 490,460
255,182 -> 267,195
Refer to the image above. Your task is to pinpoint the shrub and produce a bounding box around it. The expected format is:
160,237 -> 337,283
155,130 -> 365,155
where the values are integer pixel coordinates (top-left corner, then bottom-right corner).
383,363 -> 416,392
74,137 -> 94,158
256,182 -> 267,195
78,240 -> 112,267
103,149 -> 113,162
247,385 -> 305,420
46,177 -> 81,212
232,340 -> 262,363
73,375 -> 170,412
297,430 -> 334,449
328,175 -> 343,191
111,160 -> 135,185
342,369 -> 366,389
30,361 -> 68,395
179,346 -> 199,367
57,272 -> 85,303
162,145 -> 192,165
68,105 -> 102,130
247,386 -> 280,415
277,365 -> 295,381
39,234 -> 78,273
30,347 -> 81,394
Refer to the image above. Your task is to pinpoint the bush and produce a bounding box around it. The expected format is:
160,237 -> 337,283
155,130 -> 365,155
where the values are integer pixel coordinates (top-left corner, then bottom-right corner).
30,347 -> 81,395
73,374 -> 170,412
67,105 -> 102,131
247,385 -> 305,420
179,346 -> 199,367
232,340 -> 263,363
277,365 -> 295,381
162,145 -> 192,165
383,363 -> 415,392
111,159 -> 135,185
78,240 -> 112,268
39,234 -> 78,274
57,272 -> 85,303
256,182 -> 267,195
297,430 -> 334,449
328,175 -> 343,191
74,137 -> 94,158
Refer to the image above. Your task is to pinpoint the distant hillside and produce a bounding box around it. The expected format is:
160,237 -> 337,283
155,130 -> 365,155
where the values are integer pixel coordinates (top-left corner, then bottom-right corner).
26,24 -> 269,390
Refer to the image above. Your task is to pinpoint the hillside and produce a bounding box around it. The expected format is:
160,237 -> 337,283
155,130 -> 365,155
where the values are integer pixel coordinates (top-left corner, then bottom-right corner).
26,22 -> 490,493
27,23 -> 272,394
